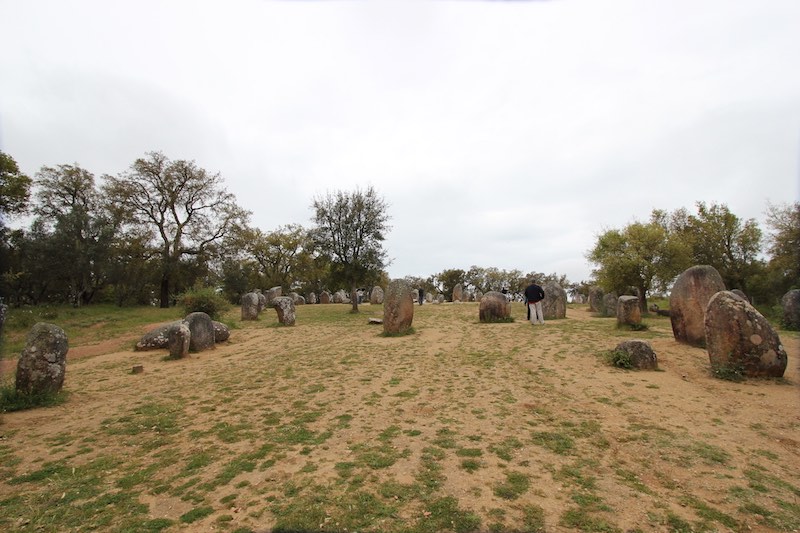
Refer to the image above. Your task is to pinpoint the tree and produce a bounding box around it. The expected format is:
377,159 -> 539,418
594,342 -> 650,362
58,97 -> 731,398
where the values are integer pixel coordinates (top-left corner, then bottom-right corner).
31,164 -> 116,305
764,201 -> 800,296
588,212 -> 691,312
432,268 -> 466,301
246,224 -> 317,291
104,152 -> 249,308
311,186 -> 391,313
680,202 -> 762,292
0,151 -> 32,221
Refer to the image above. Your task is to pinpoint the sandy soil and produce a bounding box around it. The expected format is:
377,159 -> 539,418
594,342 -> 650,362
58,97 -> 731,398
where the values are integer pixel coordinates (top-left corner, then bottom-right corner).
1,304 -> 798,532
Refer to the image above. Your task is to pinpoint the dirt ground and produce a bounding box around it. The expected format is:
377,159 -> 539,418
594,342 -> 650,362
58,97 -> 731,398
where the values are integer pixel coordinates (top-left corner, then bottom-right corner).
1,303 -> 798,532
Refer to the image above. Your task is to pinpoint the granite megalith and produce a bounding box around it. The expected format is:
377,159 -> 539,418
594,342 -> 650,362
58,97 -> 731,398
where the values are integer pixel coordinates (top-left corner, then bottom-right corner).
370,286 -> 385,305
319,291 -> 331,304
168,323 -> 191,359
16,323 -> 69,395
782,289 -> 800,331
183,312 -> 216,352
241,292 -> 260,320
670,265 -> 726,347
704,291 -> 787,378
452,284 -> 463,303
479,291 -> 511,322
616,296 -> 641,327
272,296 -> 296,326
601,293 -> 618,318
383,279 -> 415,335
613,340 -> 658,370
542,282 -> 567,319
588,286 -> 604,313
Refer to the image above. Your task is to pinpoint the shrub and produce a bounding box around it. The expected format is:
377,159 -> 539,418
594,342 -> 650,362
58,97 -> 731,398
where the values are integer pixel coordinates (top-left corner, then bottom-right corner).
603,349 -> 633,369
178,287 -> 229,320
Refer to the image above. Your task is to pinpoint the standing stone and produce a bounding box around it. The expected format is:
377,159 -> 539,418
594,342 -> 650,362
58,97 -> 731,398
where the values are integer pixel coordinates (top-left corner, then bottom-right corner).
370,286 -> 385,305
383,279 -> 415,335
705,291 -> 787,378
437,294 -> 445,304
542,282 -> 567,319
588,286 -> 604,313
601,293 -> 618,317
479,291 -> 511,322
257,292 -> 267,312
730,289 -> 750,304
183,312 -> 215,352
670,265 -> 726,347
319,291 -> 331,304
307,292 -> 317,305
290,292 -> 305,305
782,289 -> 800,331
272,296 -> 296,326
213,321 -> 230,343
266,286 -> 282,306
136,320 -> 181,350
241,292 -> 260,320
168,323 -> 190,359
613,340 -> 658,370
452,284 -> 463,303
16,323 -> 68,395
616,296 -> 641,327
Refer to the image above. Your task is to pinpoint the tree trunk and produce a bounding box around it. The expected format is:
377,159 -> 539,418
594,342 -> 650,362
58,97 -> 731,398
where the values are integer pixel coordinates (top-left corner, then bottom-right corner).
350,285 -> 359,313
637,286 -> 648,314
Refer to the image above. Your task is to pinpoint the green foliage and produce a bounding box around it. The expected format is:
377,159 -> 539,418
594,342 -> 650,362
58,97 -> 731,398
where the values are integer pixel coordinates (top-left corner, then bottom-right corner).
179,287 -> 230,320
0,151 -> 32,218
0,381 -> 68,412
602,349 -> 634,369
711,362 -> 746,382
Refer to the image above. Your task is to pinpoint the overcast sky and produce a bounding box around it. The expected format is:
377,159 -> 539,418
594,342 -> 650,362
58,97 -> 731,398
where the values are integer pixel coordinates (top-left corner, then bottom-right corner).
2,0 -> 798,283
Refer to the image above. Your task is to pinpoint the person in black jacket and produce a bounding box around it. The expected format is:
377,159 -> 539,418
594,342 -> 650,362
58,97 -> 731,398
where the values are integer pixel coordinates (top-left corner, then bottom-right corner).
524,281 -> 545,325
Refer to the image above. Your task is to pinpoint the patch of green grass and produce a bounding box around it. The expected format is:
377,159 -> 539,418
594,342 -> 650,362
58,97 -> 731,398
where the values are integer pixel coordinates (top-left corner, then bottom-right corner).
531,430 -> 575,455
520,503 -> 546,532
460,458 -> 482,473
413,495 -> 481,533
493,470 -> 530,500
680,494 -> 739,530
489,436 -> 523,462
0,381 -> 68,412
180,506 -> 214,524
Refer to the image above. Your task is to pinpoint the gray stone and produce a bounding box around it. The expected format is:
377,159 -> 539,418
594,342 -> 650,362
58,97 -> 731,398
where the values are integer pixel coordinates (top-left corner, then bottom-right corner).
257,292 -> 267,312
670,265 -> 726,347
213,321 -> 230,343
601,293 -> 618,318
731,289 -> 750,303
383,279 -> 415,335
241,292 -> 260,320
614,340 -> 658,370
479,291 -> 511,322
168,323 -> 190,359
272,296 -> 296,326
307,292 -> 317,304
370,286 -> 385,305
266,286 -> 282,306
616,296 -> 641,327
319,291 -> 331,304
437,294 -> 445,304
782,289 -> 800,330
16,323 -> 69,395
136,321 -> 181,351
290,292 -> 306,305
542,282 -> 567,319
183,312 -> 215,352
705,291 -> 787,378
452,284 -> 463,303
588,286 -> 604,313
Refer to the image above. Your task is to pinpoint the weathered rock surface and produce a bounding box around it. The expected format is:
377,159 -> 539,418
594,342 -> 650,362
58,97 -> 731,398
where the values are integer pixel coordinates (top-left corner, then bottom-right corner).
670,265 -> 726,347
479,291 -> 511,322
137,318 -> 229,351
213,321 -> 230,343
542,282 -> 567,319
307,292 -> 317,305
617,296 -> 641,327
183,312 -> 216,352
601,293 -> 618,318
272,296 -> 296,326
614,340 -> 658,370
290,292 -> 306,305
16,322 -> 69,394
319,291 -> 331,304
241,292 -> 260,320
705,291 -> 787,378
168,323 -> 190,359
782,289 -> 800,330
370,286 -> 385,305
452,284 -> 463,303
383,279 -> 415,335
588,286 -> 604,313
731,289 -> 750,303
266,286 -> 282,306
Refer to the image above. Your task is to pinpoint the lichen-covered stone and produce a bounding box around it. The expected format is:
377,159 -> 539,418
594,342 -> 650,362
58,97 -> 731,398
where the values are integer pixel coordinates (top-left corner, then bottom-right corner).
319,291 -> 331,304
16,322 -> 69,394
452,284 -> 463,303
213,321 -> 230,343
704,291 -> 787,378
782,289 -> 800,331
384,279 -> 414,334
542,282 -> 567,319
272,296 -> 296,326
670,265 -> 725,347
136,321 -> 181,351
588,286 -> 604,313
479,291 -> 511,322
241,292 -> 260,320
168,323 -> 190,359
616,296 -> 641,326
614,340 -> 658,370
183,312 -> 215,352
370,286 -> 385,305
601,293 -> 618,318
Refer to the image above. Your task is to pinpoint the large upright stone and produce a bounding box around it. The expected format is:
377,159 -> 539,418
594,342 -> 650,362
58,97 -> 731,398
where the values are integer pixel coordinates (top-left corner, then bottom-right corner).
257,292 -> 267,312
16,323 -> 68,395
670,265 -> 726,347
266,286 -> 282,306
272,296 -> 296,326
704,291 -> 787,378
241,292 -> 260,320
213,321 -> 230,343
307,292 -> 317,305
319,291 -> 331,304
383,279 -> 414,335
168,323 -> 191,359
601,293 -> 618,318
588,286 -> 604,313
370,286 -> 385,305
616,296 -> 641,327
479,291 -> 511,322
542,282 -> 567,319
782,289 -> 800,331
183,312 -> 215,352
290,292 -> 305,305
452,284 -> 463,303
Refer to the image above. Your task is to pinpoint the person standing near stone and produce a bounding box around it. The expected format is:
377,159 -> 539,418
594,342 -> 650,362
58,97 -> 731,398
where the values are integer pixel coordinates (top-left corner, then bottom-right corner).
418,288 -> 424,306
524,281 -> 545,325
